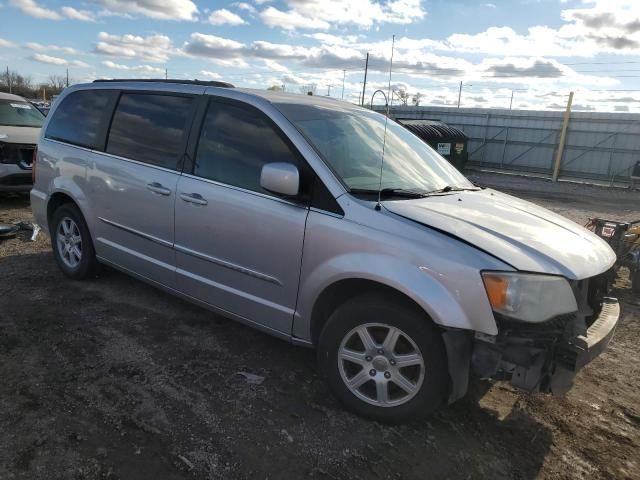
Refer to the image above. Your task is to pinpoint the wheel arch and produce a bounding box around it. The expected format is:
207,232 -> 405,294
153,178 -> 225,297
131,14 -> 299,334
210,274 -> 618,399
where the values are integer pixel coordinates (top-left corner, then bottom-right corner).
46,191 -> 78,224
310,278 -> 434,347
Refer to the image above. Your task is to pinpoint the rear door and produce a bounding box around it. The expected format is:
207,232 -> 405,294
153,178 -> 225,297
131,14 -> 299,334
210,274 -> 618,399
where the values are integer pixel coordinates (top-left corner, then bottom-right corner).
174,97 -> 309,334
89,91 -> 197,288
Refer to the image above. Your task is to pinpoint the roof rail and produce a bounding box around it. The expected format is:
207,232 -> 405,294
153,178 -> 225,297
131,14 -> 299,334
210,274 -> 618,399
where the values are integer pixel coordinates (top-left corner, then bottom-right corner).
93,79 -> 234,88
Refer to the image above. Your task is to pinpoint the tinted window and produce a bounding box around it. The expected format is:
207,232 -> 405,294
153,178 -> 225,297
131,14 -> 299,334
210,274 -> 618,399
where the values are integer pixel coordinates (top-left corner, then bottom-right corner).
107,93 -> 193,169
194,101 -> 299,194
45,90 -> 114,149
0,99 -> 44,128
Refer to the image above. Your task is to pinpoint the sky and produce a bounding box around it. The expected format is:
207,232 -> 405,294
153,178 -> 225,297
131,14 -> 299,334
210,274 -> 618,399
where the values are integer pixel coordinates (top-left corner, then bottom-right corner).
1,0 -> 640,112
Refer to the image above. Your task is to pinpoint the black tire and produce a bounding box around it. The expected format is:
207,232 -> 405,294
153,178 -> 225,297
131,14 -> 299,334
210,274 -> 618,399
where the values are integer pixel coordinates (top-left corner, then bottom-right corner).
50,203 -> 100,280
317,293 -> 449,423
632,269 -> 640,295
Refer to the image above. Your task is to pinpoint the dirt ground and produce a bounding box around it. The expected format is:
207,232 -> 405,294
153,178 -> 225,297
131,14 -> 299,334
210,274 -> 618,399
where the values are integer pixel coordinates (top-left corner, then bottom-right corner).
0,172 -> 639,480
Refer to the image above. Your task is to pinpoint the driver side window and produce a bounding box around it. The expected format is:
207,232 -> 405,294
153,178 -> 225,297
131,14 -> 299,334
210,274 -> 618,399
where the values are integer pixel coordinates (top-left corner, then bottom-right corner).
194,101 -> 300,195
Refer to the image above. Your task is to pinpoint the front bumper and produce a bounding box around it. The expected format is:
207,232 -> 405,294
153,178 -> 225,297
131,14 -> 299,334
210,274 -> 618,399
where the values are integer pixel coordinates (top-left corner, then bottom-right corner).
557,298 -> 619,371
472,298 -> 620,394
0,164 -> 32,192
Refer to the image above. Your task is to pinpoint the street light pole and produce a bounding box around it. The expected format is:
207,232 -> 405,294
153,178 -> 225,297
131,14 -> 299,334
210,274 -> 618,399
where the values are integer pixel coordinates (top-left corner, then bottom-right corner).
509,90 -> 515,110
341,69 -> 346,99
457,80 -> 462,108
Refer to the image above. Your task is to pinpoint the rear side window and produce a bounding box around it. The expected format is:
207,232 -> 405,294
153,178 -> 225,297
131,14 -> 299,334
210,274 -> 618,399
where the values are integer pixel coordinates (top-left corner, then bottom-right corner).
106,93 -> 194,169
45,90 -> 115,149
194,101 -> 299,194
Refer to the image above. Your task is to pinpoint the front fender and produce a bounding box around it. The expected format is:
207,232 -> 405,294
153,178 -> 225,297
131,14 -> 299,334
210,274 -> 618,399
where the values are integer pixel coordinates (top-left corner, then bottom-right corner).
294,252 -> 499,340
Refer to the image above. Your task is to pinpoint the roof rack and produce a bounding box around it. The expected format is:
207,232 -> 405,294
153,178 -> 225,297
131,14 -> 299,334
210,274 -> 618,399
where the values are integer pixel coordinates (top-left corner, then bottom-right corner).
93,79 -> 234,88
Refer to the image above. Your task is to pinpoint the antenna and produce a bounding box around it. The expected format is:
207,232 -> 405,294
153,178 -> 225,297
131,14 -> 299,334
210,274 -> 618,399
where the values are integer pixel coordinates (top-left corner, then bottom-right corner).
375,34 -> 395,211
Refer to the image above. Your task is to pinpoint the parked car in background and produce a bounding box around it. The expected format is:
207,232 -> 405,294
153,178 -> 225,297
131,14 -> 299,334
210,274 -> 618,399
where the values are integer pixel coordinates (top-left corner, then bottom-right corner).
31,80 -> 620,422
0,92 -> 44,192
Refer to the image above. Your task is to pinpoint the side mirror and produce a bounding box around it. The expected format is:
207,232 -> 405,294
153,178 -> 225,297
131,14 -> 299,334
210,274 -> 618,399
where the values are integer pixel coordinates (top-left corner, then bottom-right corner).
260,162 -> 300,197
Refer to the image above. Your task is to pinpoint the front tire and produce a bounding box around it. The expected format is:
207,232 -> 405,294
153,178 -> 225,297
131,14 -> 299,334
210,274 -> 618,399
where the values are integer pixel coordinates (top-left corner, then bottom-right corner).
317,294 -> 449,423
50,203 -> 100,280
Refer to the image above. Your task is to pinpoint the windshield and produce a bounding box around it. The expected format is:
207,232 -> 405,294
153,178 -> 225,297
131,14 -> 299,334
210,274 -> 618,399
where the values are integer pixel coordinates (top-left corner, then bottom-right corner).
0,99 -> 45,128
276,102 -> 473,193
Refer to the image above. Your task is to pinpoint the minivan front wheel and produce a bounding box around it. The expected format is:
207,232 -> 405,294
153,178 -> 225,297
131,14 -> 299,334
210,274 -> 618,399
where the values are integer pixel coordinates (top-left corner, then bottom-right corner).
50,203 -> 99,280
318,294 -> 449,423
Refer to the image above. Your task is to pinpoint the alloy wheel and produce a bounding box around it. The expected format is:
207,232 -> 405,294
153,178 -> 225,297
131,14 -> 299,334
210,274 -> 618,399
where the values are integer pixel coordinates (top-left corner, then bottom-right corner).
56,217 -> 82,269
337,323 -> 425,407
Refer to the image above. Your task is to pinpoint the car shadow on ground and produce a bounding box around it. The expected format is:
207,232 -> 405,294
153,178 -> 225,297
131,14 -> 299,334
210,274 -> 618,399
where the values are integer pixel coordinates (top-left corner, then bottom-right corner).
0,251 -> 553,479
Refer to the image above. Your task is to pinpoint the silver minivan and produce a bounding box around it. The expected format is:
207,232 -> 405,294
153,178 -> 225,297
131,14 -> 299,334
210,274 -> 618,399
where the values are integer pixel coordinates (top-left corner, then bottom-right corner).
31,80 -> 619,422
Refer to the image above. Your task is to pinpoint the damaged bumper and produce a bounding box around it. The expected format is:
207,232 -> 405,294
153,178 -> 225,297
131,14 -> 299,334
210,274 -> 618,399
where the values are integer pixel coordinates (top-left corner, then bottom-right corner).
472,298 -> 620,395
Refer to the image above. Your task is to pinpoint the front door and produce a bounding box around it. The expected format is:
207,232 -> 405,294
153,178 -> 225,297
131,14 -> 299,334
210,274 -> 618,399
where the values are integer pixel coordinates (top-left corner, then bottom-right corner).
174,98 -> 308,334
90,92 -> 196,288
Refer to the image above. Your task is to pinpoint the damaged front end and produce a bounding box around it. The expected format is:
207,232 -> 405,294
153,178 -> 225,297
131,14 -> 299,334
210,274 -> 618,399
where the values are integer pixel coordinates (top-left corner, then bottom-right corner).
471,271 -> 620,395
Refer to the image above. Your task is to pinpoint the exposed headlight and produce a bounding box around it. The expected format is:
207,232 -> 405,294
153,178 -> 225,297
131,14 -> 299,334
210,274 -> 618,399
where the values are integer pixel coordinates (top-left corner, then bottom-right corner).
481,272 -> 577,323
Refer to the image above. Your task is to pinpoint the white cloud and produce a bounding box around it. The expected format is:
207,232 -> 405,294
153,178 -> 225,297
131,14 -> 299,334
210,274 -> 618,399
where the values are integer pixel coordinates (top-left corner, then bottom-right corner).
93,0 -> 198,20
0,37 -> 16,48
262,59 -> 290,73
94,32 -> 174,63
30,53 -> 90,68
25,42 -> 79,55
259,0 -> 426,30
441,0 -> 640,56
102,60 -> 165,75
234,2 -> 256,14
208,8 -> 246,25
260,6 -> 330,30
9,0 -> 62,19
198,70 -> 222,79
61,6 -> 95,21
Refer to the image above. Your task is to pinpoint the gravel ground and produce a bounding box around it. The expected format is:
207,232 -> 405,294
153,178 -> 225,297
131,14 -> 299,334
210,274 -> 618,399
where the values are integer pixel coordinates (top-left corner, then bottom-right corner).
0,174 -> 639,480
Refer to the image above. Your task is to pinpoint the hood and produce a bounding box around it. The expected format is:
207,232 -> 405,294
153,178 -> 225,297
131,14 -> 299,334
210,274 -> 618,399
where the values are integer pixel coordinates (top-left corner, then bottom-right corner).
0,125 -> 41,145
384,189 -> 616,280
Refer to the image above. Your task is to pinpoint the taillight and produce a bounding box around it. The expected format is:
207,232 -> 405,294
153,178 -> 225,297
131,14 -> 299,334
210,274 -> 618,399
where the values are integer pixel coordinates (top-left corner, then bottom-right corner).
31,145 -> 37,184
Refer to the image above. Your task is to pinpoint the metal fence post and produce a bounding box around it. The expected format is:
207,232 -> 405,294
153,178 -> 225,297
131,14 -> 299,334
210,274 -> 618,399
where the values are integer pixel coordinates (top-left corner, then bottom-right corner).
481,113 -> 490,163
552,91 -> 574,181
500,127 -> 509,168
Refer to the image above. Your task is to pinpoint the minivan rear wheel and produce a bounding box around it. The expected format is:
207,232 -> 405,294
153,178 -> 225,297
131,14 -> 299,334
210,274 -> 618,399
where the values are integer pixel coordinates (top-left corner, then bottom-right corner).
317,294 -> 449,423
50,203 -> 100,280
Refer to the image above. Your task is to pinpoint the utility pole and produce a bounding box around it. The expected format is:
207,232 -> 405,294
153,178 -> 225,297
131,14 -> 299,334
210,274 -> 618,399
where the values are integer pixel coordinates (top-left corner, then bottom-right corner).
457,80 -> 462,108
6,66 -> 11,94
509,90 -> 515,110
326,84 -> 331,96
552,91 -> 574,182
165,68 -> 168,80
66,69 -> 69,88
341,69 -> 346,99
361,53 -> 369,106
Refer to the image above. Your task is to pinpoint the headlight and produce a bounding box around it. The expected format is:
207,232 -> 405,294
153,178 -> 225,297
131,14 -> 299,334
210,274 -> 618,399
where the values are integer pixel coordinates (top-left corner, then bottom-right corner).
481,272 -> 577,323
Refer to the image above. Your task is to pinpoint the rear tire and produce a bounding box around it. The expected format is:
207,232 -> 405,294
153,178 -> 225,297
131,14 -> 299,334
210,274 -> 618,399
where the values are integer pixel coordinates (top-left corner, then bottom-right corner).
50,203 -> 100,280
317,293 -> 449,423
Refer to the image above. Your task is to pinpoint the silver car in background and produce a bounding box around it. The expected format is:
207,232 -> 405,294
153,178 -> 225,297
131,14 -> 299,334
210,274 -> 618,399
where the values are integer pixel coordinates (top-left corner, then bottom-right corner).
31,80 -> 619,422
0,92 -> 43,192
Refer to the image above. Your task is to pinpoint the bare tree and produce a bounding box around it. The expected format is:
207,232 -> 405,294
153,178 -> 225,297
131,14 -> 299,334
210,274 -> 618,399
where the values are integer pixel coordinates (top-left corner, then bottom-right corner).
47,75 -> 67,93
267,85 -> 283,91
0,69 -> 34,98
395,89 -> 410,106
411,92 -> 424,106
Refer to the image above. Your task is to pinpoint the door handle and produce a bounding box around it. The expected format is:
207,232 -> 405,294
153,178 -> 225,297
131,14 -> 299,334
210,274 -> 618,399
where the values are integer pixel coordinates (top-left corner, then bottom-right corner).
147,182 -> 172,196
180,192 -> 208,206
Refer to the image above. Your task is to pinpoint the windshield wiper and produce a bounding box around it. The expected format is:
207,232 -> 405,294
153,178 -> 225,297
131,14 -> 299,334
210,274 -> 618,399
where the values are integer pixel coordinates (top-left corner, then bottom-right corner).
349,188 -> 429,199
424,185 -> 481,195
